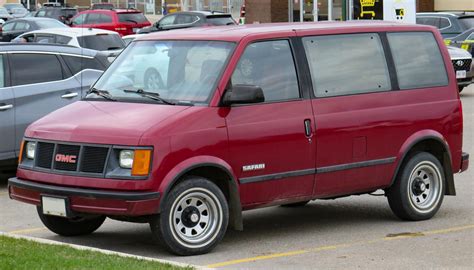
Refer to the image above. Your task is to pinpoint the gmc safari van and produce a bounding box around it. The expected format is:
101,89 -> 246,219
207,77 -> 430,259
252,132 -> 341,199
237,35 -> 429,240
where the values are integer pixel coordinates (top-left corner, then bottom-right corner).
8,22 -> 470,255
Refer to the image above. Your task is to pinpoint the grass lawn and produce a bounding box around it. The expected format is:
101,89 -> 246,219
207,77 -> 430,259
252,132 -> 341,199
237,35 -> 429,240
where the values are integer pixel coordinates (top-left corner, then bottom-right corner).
0,235 -> 193,270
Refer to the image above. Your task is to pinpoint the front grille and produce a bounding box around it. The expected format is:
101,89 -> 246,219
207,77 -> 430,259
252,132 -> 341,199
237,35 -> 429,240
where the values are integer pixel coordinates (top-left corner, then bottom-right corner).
81,146 -> 109,173
54,144 -> 80,171
452,59 -> 472,71
36,142 -> 55,169
33,141 -> 110,176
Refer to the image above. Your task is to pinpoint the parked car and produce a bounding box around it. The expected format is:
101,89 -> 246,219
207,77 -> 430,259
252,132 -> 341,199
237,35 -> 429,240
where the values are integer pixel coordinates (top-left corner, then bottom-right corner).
34,7 -> 78,24
0,7 -> 13,21
70,9 -> 151,36
137,11 -> 236,34
2,3 -> 25,14
14,28 -> 125,60
0,17 -> 67,42
8,22 -> 469,256
10,7 -> 28,18
448,45 -> 473,92
122,33 -> 139,46
417,12 -> 474,38
42,2 -> 62,8
0,43 -> 109,170
446,28 -> 474,55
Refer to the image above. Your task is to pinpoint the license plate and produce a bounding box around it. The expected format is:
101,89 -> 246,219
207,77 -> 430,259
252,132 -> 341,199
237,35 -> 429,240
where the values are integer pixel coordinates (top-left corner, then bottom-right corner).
456,70 -> 467,79
42,196 -> 67,217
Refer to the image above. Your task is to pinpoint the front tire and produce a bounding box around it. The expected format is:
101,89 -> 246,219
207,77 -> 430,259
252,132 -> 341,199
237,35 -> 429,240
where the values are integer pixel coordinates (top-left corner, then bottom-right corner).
150,177 -> 229,255
387,152 -> 445,221
37,207 -> 105,236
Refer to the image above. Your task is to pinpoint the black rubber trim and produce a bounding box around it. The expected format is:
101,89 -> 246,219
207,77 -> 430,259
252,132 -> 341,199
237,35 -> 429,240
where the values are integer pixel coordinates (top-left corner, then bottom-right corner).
8,177 -> 160,201
462,152 -> 469,161
239,157 -> 396,184
316,157 -> 396,174
240,168 -> 316,184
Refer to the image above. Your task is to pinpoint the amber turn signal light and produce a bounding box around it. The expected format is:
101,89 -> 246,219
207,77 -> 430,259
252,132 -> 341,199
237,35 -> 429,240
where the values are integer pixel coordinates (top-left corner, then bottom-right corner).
131,149 -> 152,176
18,140 -> 25,163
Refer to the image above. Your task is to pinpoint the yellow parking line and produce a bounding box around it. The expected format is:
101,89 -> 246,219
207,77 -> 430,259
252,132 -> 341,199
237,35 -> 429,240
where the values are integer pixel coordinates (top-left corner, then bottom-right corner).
207,224 -> 474,268
8,227 -> 46,235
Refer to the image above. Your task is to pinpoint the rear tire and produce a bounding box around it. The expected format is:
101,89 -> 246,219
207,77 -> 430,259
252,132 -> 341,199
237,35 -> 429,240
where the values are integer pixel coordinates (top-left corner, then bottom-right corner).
37,207 -> 105,236
387,152 -> 445,221
150,177 -> 229,256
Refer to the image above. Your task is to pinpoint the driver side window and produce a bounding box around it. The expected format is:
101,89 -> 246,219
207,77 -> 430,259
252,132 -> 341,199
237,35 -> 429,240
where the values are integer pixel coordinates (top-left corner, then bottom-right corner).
231,40 -> 300,102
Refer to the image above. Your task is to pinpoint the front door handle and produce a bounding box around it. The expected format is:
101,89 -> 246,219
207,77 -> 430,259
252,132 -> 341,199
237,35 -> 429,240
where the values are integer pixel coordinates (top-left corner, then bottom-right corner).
0,104 -> 13,111
61,92 -> 79,99
304,119 -> 312,137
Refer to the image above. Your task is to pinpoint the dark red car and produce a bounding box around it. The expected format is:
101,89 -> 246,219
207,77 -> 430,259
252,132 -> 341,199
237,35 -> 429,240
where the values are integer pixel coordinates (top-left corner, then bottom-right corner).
70,9 -> 151,36
9,22 -> 469,256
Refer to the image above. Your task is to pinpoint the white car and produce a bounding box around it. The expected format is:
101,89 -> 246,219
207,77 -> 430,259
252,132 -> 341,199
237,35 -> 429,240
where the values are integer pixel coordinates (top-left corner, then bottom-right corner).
13,28 -> 125,58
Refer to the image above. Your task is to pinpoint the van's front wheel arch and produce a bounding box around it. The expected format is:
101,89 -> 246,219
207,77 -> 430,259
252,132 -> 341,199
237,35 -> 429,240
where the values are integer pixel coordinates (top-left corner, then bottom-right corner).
150,177 -> 229,255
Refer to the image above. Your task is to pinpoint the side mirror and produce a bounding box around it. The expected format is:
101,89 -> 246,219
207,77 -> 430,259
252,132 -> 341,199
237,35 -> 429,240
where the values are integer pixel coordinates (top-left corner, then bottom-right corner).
222,84 -> 265,106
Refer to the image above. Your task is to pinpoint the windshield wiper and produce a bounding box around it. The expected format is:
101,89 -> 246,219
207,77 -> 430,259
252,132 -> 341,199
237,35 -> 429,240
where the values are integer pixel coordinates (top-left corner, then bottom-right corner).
86,88 -> 117,101
125,19 -> 138,23
123,89 -> 176,105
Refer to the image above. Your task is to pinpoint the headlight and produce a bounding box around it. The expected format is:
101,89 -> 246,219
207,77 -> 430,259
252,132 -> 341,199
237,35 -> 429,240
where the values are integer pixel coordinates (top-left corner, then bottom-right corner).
26,141 -> 36,159
119,150 -> 134,169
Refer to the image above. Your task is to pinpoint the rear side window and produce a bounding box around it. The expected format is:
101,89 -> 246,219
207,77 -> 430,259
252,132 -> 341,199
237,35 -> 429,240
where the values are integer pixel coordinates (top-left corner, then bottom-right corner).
303,33 -> 391,97
439,18 -> 451,29
416,17 -> 439,28
77,34 -> 125,51
99,14 -> 113,23
232,40 -> 300,102
387,32 -> 448,89
62,55 -> 106,74
55,35 -> 72,44
86,13 -> 100,24
206,16 -> 236,26
10,54 -> 63,86
14,21 -> 30,31
118,13 -> 148,23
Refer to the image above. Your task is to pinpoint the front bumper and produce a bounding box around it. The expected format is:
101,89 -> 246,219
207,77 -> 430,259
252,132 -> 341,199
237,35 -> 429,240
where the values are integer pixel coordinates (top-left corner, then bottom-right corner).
461,152 -> 469,173
8,177 -> 161,216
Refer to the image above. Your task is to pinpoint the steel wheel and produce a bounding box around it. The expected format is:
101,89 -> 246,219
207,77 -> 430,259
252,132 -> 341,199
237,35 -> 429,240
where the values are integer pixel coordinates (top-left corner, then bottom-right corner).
144,69 -> 164,90
169,187 -> 223,249
407,161 -> 442,213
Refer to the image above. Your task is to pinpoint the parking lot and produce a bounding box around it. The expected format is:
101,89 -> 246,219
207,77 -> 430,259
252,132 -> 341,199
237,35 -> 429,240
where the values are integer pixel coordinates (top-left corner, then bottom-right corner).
1,84 -> 473,269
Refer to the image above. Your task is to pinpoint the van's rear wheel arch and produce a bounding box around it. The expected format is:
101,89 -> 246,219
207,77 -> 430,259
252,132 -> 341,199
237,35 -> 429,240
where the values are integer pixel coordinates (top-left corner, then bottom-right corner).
389,136 -> 454,195
161,164 -> 243,231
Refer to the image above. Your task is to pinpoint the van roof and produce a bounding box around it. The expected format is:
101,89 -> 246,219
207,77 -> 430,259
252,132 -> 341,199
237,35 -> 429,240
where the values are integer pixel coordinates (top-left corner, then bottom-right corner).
138,21 -> 436,42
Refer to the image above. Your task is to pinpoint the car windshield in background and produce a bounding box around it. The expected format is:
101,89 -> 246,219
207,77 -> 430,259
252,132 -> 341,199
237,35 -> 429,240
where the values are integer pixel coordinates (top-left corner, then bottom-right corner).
77,34 -> 125,51
36,20 -> 68,28
118,13 -> 148,23
92,40 -> 235,105
459,17 -> 474,29
207,16 -> 236,25
11,8 -> 27,15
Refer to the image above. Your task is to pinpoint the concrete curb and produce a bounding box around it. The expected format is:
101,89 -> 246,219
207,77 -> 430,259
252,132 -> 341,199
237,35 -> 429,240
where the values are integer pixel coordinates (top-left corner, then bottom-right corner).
0,232 -> 214,270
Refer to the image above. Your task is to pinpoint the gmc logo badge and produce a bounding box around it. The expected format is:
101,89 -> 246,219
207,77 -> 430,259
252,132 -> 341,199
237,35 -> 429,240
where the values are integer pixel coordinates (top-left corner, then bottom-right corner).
55,154 -> 77,164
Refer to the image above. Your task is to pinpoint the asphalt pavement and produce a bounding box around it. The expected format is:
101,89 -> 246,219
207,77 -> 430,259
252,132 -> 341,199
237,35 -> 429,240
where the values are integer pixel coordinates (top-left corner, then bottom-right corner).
1,84 -> 473,269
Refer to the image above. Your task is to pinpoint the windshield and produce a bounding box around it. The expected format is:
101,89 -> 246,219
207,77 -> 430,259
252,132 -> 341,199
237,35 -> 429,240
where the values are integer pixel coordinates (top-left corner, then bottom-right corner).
78,34 -> 125,51
12,8 -> 27,15
118,13 -> 148,23
459,18 -> 474,29
0,8 -> 9,15
36,19 -> 68,28
92,40 -> 234,105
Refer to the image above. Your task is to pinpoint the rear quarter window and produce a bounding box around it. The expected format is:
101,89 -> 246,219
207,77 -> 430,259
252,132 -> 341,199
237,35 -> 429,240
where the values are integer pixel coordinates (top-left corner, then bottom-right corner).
387,32 -> 448,89
303,33 -> 391,97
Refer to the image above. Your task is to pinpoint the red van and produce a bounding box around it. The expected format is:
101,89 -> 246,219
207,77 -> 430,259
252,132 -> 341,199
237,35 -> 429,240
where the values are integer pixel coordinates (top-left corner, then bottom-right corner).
8,22 -> 470,255
70,9 -> 151,36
